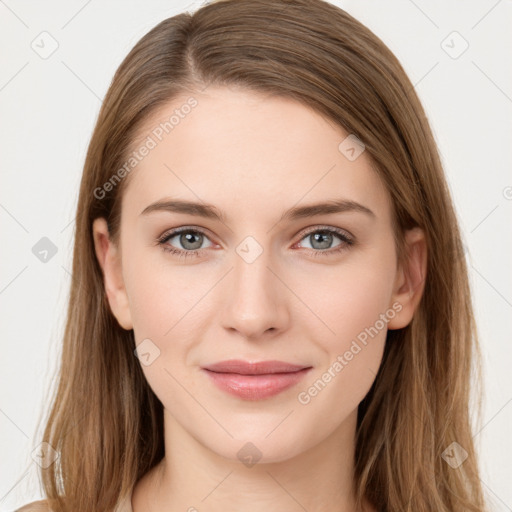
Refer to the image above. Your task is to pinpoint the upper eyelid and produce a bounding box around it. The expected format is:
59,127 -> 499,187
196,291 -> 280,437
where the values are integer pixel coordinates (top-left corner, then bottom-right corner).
158,226 -> 215,243
299,225 -> 352,237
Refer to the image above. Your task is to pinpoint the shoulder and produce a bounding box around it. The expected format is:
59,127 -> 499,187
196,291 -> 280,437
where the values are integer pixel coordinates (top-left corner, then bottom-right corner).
15,500 -> 52,511
15,496 -> 131,512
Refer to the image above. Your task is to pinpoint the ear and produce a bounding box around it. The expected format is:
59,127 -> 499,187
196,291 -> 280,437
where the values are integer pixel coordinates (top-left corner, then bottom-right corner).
92,218 -> 133,331
387,227 -> 427,330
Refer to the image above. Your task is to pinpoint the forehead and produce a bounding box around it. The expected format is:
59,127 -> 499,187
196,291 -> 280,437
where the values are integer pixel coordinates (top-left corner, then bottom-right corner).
121,86 -> 391,225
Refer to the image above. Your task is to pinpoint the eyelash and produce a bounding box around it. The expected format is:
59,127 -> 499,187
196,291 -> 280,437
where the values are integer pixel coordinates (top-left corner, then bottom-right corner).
156,225 -> 354,260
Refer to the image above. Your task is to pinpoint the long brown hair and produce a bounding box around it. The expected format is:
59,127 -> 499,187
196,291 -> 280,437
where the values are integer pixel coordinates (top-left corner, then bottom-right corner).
33,1 -> 488,510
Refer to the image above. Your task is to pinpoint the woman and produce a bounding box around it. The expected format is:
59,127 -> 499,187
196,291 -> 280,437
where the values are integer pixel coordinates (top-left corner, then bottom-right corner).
18,0 -> 488,511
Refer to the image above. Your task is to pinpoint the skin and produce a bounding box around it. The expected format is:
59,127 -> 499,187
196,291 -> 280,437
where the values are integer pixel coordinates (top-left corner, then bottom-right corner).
93,86 -> 427,512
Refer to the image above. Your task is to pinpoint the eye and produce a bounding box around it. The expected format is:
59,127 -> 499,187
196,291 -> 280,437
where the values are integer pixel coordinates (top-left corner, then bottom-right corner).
157,227 -> 214,259
157,225 -> 354,260
294,226 -> 354,257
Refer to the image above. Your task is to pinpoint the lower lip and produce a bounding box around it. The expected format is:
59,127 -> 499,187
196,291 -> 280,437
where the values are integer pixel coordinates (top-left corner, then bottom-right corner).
202,368 -> 312,400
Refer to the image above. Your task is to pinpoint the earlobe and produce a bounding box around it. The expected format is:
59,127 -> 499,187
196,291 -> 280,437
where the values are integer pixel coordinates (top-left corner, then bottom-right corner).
387,227 -> 427,330
92,218 -> 133,331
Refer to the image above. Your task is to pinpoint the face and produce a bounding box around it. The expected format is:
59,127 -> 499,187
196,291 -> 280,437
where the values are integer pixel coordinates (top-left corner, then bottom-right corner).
94,86 -> 424,464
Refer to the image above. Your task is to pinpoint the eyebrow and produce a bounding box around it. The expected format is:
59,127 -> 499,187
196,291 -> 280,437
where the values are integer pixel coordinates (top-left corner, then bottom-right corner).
139,198 -> 375,222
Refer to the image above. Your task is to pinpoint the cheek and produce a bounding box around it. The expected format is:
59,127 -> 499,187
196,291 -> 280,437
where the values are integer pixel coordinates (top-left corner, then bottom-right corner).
123,249 -> 207,339
291,253 -> 395,411
123,251 -> 215,397
294,250 -> 396,352
123,254 -> 207,414
323,271 -> 394,349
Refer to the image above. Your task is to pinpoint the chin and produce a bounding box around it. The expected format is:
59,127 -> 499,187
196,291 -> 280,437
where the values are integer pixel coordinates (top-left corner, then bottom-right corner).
200,428 -> 312,466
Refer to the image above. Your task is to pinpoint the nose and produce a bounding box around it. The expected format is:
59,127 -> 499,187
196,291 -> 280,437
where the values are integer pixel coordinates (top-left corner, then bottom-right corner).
219,246 -> 289,340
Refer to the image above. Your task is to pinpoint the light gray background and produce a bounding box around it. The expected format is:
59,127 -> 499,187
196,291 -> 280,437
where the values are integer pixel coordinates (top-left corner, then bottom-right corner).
1,0 -> 511,510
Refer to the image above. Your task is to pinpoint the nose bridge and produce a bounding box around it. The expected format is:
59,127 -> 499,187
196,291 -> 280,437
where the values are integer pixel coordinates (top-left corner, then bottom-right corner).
233,240 -> 273,296
221,234 -> 286,337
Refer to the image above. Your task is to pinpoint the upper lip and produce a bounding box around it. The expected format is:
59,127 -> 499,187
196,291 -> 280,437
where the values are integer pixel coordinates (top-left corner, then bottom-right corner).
202,359 -> 311,375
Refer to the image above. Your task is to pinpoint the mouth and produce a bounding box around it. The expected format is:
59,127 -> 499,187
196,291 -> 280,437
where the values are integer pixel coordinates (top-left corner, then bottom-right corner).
201,360 -> 313,400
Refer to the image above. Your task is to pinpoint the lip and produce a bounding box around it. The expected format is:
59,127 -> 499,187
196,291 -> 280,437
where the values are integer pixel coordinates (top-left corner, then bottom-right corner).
201,359 -> 312,400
